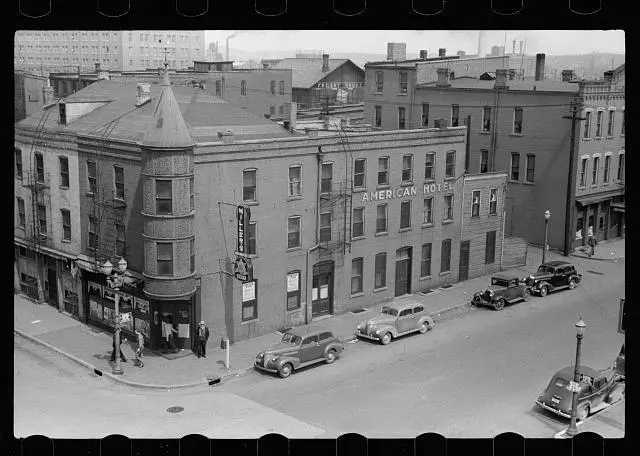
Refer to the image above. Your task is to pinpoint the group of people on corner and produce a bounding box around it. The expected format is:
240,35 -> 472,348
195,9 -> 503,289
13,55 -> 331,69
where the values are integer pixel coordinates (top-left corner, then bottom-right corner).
109,319 -> 212,370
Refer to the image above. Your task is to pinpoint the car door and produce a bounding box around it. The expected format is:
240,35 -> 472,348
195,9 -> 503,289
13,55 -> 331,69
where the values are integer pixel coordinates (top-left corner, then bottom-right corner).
550,268 -> 564,288
299,334 -> 322,363
397,308 -> 414,333
506,279 -> 519,301
317,331 -> 333,352
592,376 -> 611,407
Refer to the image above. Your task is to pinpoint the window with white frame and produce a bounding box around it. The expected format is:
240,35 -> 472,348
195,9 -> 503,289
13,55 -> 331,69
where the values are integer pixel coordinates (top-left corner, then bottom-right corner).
155,180 -> 172,214
17,197 -> 26,228
482,107 -> 491,132
445,151 -> 456,178
607,108 -> 615,136
402,154 -> 413,182
423,197 -> 433,224
580,157 -> 588,187
489,188 -> 498,215
480,150 -> 489,174
443,194 -> 453,221
510,152 -> 520,181
37,204 -> 47,236
424,153 -> 435,180
279,80 -> 285,95
287,216 -> 301,248
398,107 -> 406,129
113,165 -> 124,200
422,103 -> 429,127
375,71 -> 383,92
374,253 -> 387,289
513,107 -> 523,134
617,152 -> 624,181
61,209 -> 71,241
354,159 -> 366,189
592,156 -> 600,185
288,165 -> 302,197
87,161 -> 97,194
243,169 -> 257,202
377,157 -> 389,186
451,104 -> 459,127
603,154 -> 611,183
471,190 -> 480,217
35,152 -> 45,183
321,162 -> 333,193
320,212 -> 332,242
525,154 -> 535,183
595,109 -> 604,137
376,204 -> 387,233
156,242 -> 173,276
351,258 -> 363,294
400,201 -> 411,229
583,111 -> 592,138
59,156 -> 69,188
421,243 -> 432,277
399,72 -> 408,94
352,207 -> 364,238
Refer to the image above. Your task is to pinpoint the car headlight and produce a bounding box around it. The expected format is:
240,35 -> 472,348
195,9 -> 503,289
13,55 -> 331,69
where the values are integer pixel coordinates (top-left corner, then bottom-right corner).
271,356 -> 279,362
257,352 -> 264,359
357,323 -> 363,330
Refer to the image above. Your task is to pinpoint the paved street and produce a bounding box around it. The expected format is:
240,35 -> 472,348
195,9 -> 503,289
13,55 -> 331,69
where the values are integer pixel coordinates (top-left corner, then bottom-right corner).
15,253 -> 624,438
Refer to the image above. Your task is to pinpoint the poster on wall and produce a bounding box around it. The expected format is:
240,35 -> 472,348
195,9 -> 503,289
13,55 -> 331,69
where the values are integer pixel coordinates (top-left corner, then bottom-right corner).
136,318 -> 150,339
134,297 -> 149,315
178,323 -> 190,338
89,299 -> 101,319
287,272 -> 299,292
242,281 -> 256,302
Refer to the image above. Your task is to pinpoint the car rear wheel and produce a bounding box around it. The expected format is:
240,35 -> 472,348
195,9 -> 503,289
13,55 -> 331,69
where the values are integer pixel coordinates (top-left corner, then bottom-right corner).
577,404 -> 590,421
325,350 -> 337,364
278,363 -> 293,379
568,279 -> 576,290
522,289 -> 531,302
380,332 -> 392,345
419,322 -> 430,334
539,286 -> 548,297
494,299 -> 506,311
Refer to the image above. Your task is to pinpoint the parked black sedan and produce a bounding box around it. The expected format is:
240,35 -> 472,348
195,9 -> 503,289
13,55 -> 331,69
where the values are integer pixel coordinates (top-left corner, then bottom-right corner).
525,261 -> 582,297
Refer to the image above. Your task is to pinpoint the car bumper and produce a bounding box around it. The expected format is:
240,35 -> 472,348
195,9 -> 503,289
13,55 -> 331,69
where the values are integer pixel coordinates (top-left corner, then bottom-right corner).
535,400 -> 571,419
254,362 -> 278,374
355,331 -> 380,341
472,298 -> 493,307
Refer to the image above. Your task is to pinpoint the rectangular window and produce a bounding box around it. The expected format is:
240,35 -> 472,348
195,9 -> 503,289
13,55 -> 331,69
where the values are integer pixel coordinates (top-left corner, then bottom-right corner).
246,222 -> 256,255
482,107 -> 491,132
592,156 -> 600,185
15,149 -> 23,179
374,105 -> 382,127
352,207 -> 364,238
596,110 -> 603,137
376,204 -> 387,233
485,231 -> 496,264
287,216 -> 301,248
400,201 -> 411,229
269,106 -> 275,116
37,204 -> 47,236
35,153 -> 45,183
215,80 -> 221,96
422,103 -> 429,127
443,194 -> 453,221
445,151 -> 456,178
17,198 -> 26,228
190,178 -> 194,212
287,271 -> 301,311
377,157 -> 389,186
617,154 -> 624,181
424,153 -> 435,180
402,154 -> 413,182
288,165 -> 301,197
423,197 -> 433,224
510,153 -> 520,181
603,155 -> 611,183
351,258 -> 363,294
320,212 -> 332,242
157,242 -> 173,276
451,104 -> 459,127
240,80 -> 246,96
576,217 -> 583,239
279,80 -> 285,95
354,159 -> 366,189
489,188 -> 498,215
580,158 -> 588,186
480,149 -> 489,173
513,107 -> 523,134
155,180 -> 172,214
87,161 -> 97,194
607,109 -> 615,136
242,280 -> 258,321
113,165 -> 124,200
398,107 -> 406,129
321,163 -> 333,193
88,216 -> 98,249
421,243 -> 432,277
621,111 -> 625,135
526,154 -> 535,183
59,156 -> 69,188
279,105 -> 284,116
374,253 -> 387,289
270,80 -> 275,95
399,71 -> 408,93
375,71 -> 383,92
243,169 -> 257,201
441,239 -> 451,273
61,209 -> 71,241
471,190 -> 481,217
583,111 -> 592,138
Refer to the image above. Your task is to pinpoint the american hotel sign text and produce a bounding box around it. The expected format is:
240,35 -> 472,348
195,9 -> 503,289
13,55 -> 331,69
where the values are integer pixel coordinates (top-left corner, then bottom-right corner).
361,182 -> 454,203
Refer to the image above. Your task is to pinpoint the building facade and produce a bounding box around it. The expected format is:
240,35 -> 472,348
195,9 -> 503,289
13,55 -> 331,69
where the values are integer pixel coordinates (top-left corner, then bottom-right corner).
14,71 -> 51,122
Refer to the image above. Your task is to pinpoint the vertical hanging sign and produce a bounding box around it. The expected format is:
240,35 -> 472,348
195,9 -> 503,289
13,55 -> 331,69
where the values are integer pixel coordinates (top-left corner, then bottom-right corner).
236,205 -> 251,255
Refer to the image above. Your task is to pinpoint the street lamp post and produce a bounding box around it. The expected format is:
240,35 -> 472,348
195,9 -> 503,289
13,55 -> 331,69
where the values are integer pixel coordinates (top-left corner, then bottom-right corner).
566,317 -> 586,437
102,258 -> 128,376
542,210 -> 551,264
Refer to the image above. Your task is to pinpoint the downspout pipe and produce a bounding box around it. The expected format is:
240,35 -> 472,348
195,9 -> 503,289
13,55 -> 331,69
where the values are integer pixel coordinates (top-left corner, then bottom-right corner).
500,207 -> 506,270
305,244 -> 321,325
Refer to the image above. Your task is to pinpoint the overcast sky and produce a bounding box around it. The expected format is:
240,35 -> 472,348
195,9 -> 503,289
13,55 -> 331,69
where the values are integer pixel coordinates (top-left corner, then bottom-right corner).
205,30 -> 624,56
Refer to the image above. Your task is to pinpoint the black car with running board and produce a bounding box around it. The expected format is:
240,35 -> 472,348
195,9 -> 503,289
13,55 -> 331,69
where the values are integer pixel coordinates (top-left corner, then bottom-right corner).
525,261 -> 582,297
471,274 -> 532,311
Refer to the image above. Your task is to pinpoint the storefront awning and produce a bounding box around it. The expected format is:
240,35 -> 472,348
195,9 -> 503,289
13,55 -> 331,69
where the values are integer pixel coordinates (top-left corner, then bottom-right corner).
611,202 -> 625,212
14,237 -> 77,261
575,189 -> 625,206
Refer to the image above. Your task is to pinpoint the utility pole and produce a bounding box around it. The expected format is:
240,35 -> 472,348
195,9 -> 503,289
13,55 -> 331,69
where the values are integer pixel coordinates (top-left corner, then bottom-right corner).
562,100 -> 586,257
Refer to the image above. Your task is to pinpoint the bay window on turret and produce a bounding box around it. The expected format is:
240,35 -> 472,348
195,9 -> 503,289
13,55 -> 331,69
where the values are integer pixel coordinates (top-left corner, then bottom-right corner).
155,180 -> 172,214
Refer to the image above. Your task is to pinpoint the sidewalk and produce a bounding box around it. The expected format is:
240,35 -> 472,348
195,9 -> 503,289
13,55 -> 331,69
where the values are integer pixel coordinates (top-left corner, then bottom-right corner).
555,399 -> 625,438
14,239 -> 624,390
569,237 -> 625,261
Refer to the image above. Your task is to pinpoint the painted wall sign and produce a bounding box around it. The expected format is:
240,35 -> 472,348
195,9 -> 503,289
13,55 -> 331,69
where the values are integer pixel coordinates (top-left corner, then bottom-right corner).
242,281 -> 256,302
234,256 -> 253,282
361,182 -> 455,203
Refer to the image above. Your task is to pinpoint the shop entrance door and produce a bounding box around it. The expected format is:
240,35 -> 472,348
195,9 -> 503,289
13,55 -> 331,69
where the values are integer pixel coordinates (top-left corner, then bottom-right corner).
459,241 -> 470,282
47,267 -> 58,307
312,261 -> 334,317
395,247 -> 412,297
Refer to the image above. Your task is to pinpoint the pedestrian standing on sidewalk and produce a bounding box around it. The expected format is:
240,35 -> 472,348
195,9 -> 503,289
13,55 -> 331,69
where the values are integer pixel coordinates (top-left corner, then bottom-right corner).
134,329 -> 145,367
196,321 -> 210,358
588,235 -> 597,257
110,332 -> 127,363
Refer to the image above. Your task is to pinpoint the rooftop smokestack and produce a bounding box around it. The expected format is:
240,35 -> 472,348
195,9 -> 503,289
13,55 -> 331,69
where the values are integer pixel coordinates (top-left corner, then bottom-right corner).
512,40 -> 516,54
535,53 -> 545,81
438,48 -> 446,58
419,50 -> 428,60
456,50 -> 466,57
322,54 -> 329,72
436,67 -> 451,87
519,41 -> 523,54
387,43 -> 407,61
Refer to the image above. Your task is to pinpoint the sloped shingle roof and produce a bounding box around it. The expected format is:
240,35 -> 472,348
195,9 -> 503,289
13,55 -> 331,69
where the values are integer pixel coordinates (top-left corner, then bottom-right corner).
271,58 -> 362,89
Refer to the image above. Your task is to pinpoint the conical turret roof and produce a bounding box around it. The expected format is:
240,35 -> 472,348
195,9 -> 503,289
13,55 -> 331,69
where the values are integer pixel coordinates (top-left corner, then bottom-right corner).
140,66 -> 195,148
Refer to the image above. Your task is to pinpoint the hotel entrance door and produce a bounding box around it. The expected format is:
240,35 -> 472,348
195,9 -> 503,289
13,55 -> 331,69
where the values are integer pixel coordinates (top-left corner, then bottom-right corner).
312,261 -> 334,317
395,247 -> 412,297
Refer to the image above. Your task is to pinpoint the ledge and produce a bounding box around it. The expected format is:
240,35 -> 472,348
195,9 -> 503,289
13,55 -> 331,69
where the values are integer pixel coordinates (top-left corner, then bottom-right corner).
372,287 -> 387,293
421,223 -> 434,229
439,271 -> 452,277
442,220 -> 454,225
509,133 -> 524,137
375,231 -> 388,237
351,236 -> 365,242
287,196 -> 303,201
243,201 -> 260,206
240,319 -> 258,326
352,188 -> 367,193
522,181 -> 536,186
419,275 -> 432,282
350,292 -> 364,299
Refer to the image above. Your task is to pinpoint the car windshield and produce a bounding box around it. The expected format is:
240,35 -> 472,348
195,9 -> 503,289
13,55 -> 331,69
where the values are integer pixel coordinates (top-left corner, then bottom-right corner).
537,265 -> 555,274
491,278 -> 509,287
281,333 -> 302,344
381,307 -> 399,316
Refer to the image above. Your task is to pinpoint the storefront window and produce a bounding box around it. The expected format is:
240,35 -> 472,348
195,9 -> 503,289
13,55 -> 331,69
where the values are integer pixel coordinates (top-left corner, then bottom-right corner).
242,280 -> 258,322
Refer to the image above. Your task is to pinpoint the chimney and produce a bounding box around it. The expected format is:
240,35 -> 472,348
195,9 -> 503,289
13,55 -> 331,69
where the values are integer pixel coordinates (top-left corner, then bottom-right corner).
387,42 -> 406,61
561,70 -> 575,82
519,41 -> 523,54
322,54 -> 330,72
535,53 -> 545,81
494,69 -> 509,89
419,50 -> 428,60
286,101 -> 297,131
136,82 -> 152,106
603,70 -> 614,83
438,48 -> 446,58
456,50 -> 466,58
436,68 -> 451,87
512,40 -> 516,54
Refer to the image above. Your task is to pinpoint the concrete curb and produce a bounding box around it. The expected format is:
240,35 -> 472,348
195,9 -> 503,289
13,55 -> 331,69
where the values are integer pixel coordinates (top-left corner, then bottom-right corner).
432,301 -> 472,319
14,329 -> 221,390
553,399 -> 625,439
570,253 -> 624,262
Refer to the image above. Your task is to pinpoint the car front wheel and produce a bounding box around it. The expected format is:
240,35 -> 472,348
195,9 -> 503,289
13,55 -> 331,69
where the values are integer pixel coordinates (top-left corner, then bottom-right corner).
325,350 -> 337,364
494,299 -> 506,311
278,363 -> 293,379
380,332 -> 392,345
568,279 -> 576,290
539,286 -> 548,297
419,322 -> 429,334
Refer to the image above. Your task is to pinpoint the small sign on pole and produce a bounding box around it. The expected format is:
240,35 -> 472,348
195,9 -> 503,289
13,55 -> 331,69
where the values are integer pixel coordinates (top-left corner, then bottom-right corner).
567,381 -> 581,393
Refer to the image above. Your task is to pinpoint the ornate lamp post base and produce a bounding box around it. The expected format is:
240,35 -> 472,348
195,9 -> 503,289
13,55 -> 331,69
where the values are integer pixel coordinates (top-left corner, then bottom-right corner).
112,366 -> 124,376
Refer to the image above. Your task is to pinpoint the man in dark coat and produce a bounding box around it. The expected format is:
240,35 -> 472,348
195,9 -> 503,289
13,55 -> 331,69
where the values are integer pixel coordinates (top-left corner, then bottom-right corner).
197,321 -> 210,358
588,235 -> 597,257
